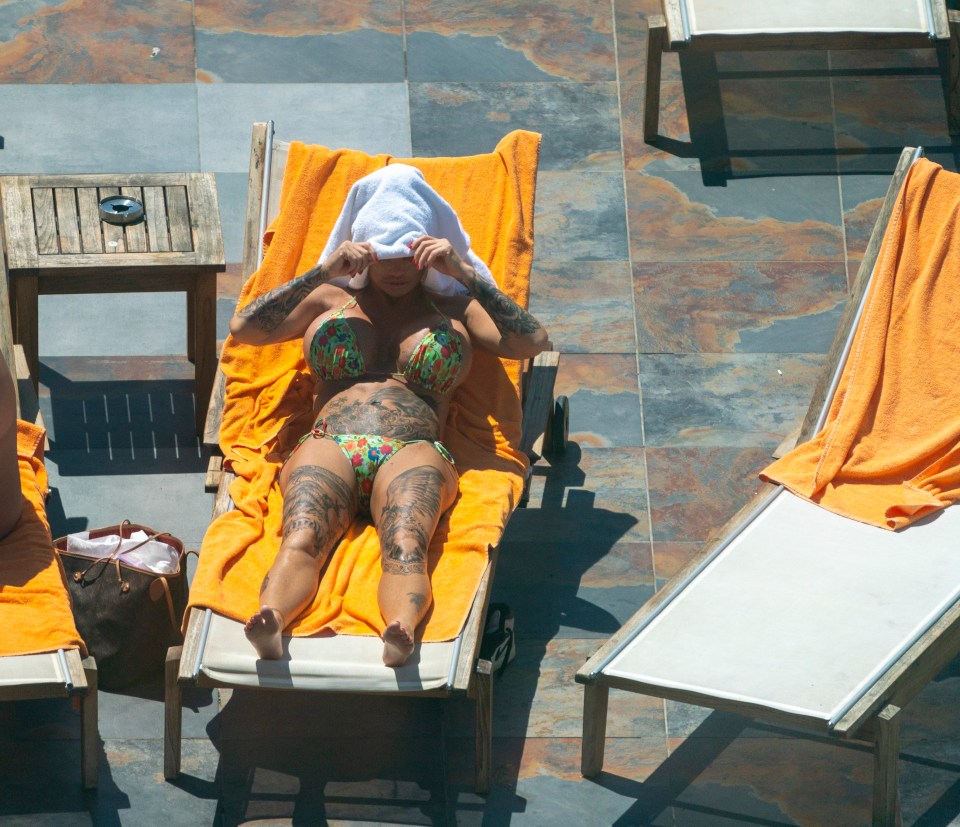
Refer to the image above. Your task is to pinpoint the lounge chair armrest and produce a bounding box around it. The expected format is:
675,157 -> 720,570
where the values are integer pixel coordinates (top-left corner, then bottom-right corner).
455,545 -> 498,692
519,350 -> 560,461
203,367 -> 226,447
213,468 -> 237,520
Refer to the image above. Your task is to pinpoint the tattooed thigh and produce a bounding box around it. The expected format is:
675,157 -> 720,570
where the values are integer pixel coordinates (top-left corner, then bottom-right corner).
282,465 -> 356,556
377,466 -> 446,575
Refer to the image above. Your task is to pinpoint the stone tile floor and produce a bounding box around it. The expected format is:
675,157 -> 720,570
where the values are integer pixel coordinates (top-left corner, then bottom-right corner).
3,1 -> 960,824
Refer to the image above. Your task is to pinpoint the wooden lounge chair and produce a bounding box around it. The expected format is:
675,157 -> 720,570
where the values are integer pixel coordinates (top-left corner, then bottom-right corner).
577,147 -> 960,826
644,0 -> 960,141
164,122 -> 565,793
0,246 -> 98,789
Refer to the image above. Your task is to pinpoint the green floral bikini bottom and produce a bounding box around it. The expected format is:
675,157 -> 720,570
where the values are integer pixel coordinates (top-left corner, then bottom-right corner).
289,419 -> 455,513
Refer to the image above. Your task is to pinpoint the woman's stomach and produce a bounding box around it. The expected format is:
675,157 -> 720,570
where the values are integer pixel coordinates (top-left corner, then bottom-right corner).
313,379 -> 446,441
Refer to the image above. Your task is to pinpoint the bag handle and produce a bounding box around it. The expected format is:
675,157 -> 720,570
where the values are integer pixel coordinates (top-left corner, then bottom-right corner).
73,519 -> 131,586
153,577 -> 179,636
152,549 -> 198,637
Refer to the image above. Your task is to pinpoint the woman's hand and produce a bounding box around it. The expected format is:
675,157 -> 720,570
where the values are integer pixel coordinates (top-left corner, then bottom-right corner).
409,236 -> 475,285
412,235 -> 551,359
322,240 -> 378,279
230,241 -> 374,345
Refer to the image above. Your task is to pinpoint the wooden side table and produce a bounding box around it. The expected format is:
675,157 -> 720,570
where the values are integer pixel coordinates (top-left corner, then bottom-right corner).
0,172 -> 225,433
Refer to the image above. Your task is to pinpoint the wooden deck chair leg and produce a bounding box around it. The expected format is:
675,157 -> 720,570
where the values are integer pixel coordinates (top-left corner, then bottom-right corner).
164,646 -> 184,780
581,682 -> 609,777
644,14 -> 667,143
872,704 -> 902,827
80,657 -> 98,789
948,11 -> 960,136
475,660 -> 493,794
186,286 -> 196,363
14,272 -> 39,393
193,271 -> 218,435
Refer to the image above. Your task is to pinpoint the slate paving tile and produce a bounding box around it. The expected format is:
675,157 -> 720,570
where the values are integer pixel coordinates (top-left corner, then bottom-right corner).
535,171 -> 630,262
834,76 -> 960,173
551,355 -> 642,448
646,446 -> 774,542
530,260 -> 636,355
627,169 -> 845,263
410,81 -> 622,170
664,734 -> 872,826
445,638 -> 664,740
197,30 -> 405,84
218,734 -> 447,826
405,0 -> 617,82
634,261 -> 847,354
0,0 -> 195,84
639,352 -> 823,447
197,83 -> 412,173
0,84 -> 201,174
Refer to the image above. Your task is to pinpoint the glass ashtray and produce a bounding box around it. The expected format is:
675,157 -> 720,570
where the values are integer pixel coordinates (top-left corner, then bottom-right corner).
98,195 -> 144,226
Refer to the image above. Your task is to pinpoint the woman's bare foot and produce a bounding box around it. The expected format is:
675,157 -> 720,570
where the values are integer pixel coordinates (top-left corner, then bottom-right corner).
382,620 -> 415,666
244,607 -> 284,659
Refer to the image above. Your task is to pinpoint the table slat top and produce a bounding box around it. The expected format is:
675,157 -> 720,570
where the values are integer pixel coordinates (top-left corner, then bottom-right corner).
0,173 -> 224,271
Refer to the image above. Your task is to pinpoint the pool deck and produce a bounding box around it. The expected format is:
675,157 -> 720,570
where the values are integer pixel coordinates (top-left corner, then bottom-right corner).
2,2 -> 960,825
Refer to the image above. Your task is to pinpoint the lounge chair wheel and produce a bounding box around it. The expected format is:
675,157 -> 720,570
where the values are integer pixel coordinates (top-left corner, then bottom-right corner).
550,396 -> 569,455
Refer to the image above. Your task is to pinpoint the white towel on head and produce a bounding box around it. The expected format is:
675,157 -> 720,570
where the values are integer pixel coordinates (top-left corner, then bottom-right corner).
317,163 -> 495,295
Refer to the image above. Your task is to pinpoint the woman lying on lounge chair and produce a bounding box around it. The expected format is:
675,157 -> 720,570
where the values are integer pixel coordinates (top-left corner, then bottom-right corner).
230,164 -> 550,666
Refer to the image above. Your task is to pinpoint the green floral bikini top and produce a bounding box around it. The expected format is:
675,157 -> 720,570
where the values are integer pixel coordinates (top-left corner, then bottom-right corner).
308,297 -> 464,394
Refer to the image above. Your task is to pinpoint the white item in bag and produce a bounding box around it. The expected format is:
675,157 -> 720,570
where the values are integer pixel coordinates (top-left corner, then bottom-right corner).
65,530 -> 178,574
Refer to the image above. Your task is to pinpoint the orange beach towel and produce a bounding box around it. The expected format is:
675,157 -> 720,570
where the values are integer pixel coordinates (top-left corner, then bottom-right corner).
0,421 -> 85,657
188,130 -> 541,640
762,158 -> 960,530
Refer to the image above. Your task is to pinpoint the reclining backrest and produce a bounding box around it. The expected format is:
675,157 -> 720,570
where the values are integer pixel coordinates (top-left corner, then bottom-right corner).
239,122 -> 290,282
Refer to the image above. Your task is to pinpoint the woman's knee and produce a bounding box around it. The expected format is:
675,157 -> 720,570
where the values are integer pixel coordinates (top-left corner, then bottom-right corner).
381,465 -> 452,525
375,464 -> 454,573
277,530 -> 329,565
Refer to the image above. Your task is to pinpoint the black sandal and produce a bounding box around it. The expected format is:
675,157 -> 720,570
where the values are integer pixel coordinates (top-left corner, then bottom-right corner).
480,602 -> 516,676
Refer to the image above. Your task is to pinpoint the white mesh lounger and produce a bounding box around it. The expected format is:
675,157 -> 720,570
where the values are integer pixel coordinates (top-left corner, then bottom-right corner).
164,122 -> 565,793
577,147 -> 954,826
644,0 -> 960,140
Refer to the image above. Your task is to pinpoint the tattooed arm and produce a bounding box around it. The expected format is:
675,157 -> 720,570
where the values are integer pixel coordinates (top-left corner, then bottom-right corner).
229,240 -> 378,345
410,236 -> 551,359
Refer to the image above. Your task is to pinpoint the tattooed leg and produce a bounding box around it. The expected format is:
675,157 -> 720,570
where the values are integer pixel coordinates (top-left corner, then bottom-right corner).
245,461 -> 356,659
372,457 -> 457,666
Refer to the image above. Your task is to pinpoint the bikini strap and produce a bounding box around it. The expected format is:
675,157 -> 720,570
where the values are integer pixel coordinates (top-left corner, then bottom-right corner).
427,297 -> 451,324
318,295 -> 357,326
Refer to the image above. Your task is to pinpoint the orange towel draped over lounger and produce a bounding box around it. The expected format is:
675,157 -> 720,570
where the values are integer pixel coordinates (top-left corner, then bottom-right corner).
188,130 -> 541,640
0,421 -> 85,657
762,158 -> 960,530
